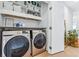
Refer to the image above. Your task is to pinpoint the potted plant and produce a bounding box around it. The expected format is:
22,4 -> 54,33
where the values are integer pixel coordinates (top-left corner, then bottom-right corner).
67,30 -> 78,47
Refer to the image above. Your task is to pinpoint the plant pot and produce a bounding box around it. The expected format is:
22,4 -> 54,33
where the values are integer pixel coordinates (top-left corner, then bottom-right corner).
74,39 -> 79,48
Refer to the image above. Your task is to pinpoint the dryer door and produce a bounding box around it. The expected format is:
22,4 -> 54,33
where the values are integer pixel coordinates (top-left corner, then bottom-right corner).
4,35 -> 29,57
34,33 -> 46,49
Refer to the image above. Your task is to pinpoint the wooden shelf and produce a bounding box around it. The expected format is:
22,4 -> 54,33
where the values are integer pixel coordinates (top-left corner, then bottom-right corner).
0,9 -> 42,21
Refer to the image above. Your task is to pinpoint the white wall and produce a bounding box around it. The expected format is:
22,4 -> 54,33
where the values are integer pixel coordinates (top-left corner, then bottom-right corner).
0,15 -> 3,26
38,2 -> 48,28
73,12 -> 79,30
1,16 -> 40,27
0,1 -> 41,28
64,5 -> 73,31
48,1 -> 64,54
0,1 -> 48,28
0,2 -> 3,26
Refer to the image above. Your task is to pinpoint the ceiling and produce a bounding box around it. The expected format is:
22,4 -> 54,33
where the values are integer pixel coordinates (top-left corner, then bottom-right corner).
43,1 -> 79,12
64,1 -> 79,12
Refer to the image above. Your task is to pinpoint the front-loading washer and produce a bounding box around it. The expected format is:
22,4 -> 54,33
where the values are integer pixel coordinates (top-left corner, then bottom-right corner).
31,30 -> 46,56
2,30 -> 31,57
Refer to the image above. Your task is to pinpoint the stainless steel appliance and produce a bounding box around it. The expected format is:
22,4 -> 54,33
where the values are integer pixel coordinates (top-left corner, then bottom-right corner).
31,30 -> 46,56
2,30 -> 31,57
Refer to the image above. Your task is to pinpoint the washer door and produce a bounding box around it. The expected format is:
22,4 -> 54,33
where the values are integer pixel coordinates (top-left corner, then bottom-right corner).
4,35 -> 29,57
34,33 -> 46,49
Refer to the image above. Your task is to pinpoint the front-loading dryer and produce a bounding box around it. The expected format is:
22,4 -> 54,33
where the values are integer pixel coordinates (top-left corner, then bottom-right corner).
31,30 -> 46,56
2,30 -> 31,57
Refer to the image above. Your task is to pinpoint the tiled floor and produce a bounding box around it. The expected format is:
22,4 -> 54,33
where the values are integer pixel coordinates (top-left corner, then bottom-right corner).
35,46 -> 79,57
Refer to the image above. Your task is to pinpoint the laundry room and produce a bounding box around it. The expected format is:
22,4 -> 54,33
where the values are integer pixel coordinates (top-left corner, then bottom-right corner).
0,1 -> 65,57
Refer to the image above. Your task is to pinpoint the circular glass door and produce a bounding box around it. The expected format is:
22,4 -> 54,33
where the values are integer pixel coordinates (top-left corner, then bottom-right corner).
4,35 -> 29,57
34,33 -> 46,49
